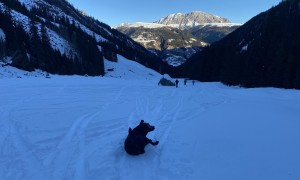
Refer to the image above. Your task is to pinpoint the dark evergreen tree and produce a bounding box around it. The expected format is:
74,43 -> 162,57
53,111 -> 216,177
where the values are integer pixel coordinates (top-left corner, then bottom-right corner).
28,20 -> 41,69
40,23 -> 53,72
0,12 -> 6,58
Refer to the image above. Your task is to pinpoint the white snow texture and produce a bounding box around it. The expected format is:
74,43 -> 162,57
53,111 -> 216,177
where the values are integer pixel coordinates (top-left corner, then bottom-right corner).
0,28 -> 5,41
1,56 -> 300,180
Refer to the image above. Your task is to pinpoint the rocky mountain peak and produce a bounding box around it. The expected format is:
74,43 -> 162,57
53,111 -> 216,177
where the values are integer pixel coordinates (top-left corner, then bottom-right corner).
154,11 -> 231,29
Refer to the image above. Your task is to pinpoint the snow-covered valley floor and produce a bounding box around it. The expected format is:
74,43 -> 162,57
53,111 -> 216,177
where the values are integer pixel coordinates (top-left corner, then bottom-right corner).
1,75 -> 300,180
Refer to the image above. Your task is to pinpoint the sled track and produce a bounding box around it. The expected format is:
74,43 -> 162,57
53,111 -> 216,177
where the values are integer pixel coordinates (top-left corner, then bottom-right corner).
0,93 -> 50,179
42,86 -> 130,180
0,84 -> 131,180
114,88 -> 185,179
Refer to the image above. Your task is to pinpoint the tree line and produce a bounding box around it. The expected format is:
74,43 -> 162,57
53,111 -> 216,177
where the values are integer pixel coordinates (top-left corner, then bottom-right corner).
175,0 -> 300,89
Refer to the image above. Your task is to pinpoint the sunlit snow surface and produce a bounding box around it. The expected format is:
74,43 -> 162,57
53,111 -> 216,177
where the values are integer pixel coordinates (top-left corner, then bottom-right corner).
1,59 -> 300,179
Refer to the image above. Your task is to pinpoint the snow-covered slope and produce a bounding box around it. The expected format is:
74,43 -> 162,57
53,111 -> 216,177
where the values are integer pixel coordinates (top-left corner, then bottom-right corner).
0,28 -> 5,41
104,55 -> 162,80
116,24 -> 206,50
199,22 -> 242,27
16,0 -> 108,42
0,55 -> 163,80
116,22 -> 241,29
188,23 -> 241,44
0,0 -> 165,75
18,0 -> 36,10
0,0 -> 93,58
1,72 -> 300,180
0,60 -> 51,78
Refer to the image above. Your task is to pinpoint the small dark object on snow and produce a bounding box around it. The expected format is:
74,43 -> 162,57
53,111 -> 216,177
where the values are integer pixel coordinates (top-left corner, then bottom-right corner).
45,73 -> 51,78
175,79 -> 179,88
124,120 -> 159,155
158,78 -> 175,86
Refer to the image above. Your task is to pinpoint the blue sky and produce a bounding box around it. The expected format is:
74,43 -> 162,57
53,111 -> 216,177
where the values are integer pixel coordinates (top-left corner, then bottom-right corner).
68,0 -> 282,26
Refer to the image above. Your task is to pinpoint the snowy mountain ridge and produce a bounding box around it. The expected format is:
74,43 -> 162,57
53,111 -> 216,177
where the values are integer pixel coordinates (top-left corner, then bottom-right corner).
116,21 -> 241,29
154,11 -> 231,29
17,0 -> 107,40
1,0 -> 108,52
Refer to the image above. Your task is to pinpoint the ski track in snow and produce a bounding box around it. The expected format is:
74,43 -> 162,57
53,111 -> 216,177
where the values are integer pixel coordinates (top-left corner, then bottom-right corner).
0,81 -> 234,180
1,77 -> 300,180
43,85 -> 130,180
115,85 -> 230,179
0,90 -> 49,180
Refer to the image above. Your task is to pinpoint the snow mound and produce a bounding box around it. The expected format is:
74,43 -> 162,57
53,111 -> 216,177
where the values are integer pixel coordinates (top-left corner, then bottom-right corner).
104,55 -> 162,81
0,28 -> 5,41
1,53 -> 163,81
0,60 -> 49,78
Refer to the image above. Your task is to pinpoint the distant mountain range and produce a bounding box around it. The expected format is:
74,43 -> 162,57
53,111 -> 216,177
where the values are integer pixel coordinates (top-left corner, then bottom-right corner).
154,11 -> 231,29
116,11 -> 241,66
115,22 -> 207,51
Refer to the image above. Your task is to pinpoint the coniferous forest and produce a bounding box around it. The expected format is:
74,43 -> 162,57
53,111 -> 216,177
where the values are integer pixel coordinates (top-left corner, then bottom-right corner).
0,0 -> 104,75
175,0 -> 300,89
0,0 -> 171,76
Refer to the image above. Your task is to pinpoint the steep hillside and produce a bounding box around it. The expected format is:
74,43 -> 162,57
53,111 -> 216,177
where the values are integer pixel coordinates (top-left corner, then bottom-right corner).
178,0 -> 300,89
0,0 -> 170,75
116,22 -> 206,66
188,23 -> 241,44
116,23 -> 206,51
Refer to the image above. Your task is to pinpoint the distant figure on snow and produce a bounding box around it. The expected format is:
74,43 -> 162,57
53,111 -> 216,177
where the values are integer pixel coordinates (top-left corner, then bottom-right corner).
184,79 -> 187,85
175,79 -> 179,88
192,80 -> 195,86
